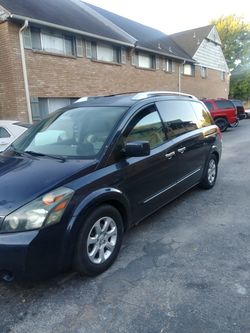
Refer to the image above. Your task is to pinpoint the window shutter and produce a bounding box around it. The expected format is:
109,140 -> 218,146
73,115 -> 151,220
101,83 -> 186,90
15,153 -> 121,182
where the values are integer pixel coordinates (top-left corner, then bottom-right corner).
30,97 -> 40,120
91,42 -> 97,60
23,27 -> 32,49
76,37 -> 84,57
31,28 -> 42,50
162,59 -> 166,71
121,48 -> 126,64
192,65 -> 195,76
155,56 -> 160,70
171,61 -> 175,72
85,41 -> 92,58
132,51 -> 138,66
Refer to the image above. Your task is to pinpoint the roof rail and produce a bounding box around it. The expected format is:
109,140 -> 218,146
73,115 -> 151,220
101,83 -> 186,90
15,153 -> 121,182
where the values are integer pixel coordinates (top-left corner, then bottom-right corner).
132,91 -> 198,100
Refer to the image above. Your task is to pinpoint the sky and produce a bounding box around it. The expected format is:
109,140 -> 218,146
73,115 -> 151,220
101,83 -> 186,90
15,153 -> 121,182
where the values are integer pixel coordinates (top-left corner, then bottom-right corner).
84,0 -> 250,34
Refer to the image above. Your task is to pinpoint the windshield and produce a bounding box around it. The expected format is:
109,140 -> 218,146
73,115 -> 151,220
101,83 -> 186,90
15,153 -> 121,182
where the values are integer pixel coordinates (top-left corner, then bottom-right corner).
12,106 -> 127,158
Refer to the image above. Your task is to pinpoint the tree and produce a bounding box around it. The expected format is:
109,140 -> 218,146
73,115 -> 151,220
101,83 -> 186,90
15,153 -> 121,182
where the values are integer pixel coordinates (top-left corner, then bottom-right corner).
211,15 -> 250,71
211,15 -> 250,100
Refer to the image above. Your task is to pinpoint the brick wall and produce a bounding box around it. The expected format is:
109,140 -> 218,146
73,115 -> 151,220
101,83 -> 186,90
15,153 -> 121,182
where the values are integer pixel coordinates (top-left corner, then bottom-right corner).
0,21 -> 229,121
0,21 -> 28,121
26,50 -> 179,98
181,66 -> 230,99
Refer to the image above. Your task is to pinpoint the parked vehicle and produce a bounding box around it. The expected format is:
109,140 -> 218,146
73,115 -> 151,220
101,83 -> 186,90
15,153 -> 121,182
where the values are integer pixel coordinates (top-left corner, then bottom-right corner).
0,91 -> 222,281
202,99 -> 238,132
230,99 -> 247,119
0,120 -> 30,152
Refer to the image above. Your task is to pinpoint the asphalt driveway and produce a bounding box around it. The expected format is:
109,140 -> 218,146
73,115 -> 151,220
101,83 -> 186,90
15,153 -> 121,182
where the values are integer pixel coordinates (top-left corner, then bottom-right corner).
1,120 -> 250,333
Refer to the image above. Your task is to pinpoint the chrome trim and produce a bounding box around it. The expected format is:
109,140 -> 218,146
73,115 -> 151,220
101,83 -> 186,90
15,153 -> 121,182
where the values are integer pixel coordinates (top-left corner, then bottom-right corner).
143,168 -> 201,204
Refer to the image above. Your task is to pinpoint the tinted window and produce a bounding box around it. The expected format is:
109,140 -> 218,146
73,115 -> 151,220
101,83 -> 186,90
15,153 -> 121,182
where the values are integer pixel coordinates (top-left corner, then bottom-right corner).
203,101 -> 213,111
215,100 -> 234,109
231,100 -> 243,107
156,101 -> 198,139
0,127 -> 11,138
191,102 -> 213,128
126,111 -> 165,149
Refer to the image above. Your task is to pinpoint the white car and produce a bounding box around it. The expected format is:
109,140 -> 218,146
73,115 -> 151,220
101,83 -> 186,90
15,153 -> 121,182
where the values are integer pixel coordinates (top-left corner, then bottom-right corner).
0,120 -> 30,152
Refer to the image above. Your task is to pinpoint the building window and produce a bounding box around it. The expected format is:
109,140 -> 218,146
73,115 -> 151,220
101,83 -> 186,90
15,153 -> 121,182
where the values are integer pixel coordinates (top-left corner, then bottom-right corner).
30,28 -> 75,56
138,53 -> 155,69
132,52 -> 156,69
31,97 -> 77,121
182,63 -> 195,76
221,71 -> 226,81
201,67 -> 207,78
86,41 -> 122,64
165,59 -> 173,72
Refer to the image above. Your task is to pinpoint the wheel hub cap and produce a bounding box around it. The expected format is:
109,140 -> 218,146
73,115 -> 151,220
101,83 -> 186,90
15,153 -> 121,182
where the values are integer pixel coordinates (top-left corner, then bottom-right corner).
208,159 -> 216,184
87,217 -> 117,264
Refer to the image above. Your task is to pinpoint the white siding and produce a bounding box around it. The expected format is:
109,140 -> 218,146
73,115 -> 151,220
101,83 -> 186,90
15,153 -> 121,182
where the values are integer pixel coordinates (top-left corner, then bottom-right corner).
193,39 -> 229,72
207,26 -> 221,45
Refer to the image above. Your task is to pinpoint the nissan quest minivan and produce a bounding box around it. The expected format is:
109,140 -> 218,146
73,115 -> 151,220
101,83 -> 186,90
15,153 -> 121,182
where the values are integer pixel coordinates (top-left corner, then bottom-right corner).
0,91 -> 222,281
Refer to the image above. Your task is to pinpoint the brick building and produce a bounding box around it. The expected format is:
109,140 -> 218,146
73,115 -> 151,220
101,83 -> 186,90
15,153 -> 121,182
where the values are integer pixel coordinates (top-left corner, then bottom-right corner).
0,0 -> 229,122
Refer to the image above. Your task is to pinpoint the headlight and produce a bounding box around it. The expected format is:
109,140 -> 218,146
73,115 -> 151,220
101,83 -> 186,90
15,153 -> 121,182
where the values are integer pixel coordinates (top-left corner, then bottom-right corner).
1,187 -> 74,233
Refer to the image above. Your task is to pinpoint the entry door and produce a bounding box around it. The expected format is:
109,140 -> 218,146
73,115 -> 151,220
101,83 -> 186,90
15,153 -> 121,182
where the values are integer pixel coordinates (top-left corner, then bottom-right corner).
118,106 -> 179,223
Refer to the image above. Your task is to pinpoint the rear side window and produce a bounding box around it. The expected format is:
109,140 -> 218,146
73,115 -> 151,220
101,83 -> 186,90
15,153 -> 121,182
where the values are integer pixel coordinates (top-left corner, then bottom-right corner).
215,100 -> 235,109
156,100 -> 198,139
191,102 -> 213,128
0,127 -> 11,138
203,101 -> 213,111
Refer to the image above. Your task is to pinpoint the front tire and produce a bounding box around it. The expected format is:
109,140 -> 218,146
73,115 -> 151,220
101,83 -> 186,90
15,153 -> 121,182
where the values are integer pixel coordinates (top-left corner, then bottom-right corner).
74,205 -> 123,276
215,118 -> 228,132
199,154 -> 218,189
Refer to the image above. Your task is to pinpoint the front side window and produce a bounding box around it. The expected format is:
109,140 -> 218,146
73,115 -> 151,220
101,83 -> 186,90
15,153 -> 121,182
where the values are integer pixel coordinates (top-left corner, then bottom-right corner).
125,111 -> 165,149
215,100 -> 234,110
156,100 -> 198,139
13,107 -> 127,158
0,127 -> 11,138
203,101 -> 213,111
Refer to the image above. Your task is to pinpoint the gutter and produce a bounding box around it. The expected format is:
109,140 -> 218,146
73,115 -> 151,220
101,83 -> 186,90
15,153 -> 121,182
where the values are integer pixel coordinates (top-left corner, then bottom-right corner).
19,20 -> 32,123
11,14 -> 135,47
136,46 -> 194,63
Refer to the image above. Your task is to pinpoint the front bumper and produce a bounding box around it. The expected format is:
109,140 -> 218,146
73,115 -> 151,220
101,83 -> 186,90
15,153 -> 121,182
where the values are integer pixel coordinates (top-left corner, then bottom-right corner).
0,225 -> 66,281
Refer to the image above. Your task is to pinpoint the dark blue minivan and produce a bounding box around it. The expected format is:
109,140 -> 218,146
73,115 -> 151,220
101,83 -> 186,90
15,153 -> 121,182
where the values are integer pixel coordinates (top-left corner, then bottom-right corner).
0,92 -> 222,281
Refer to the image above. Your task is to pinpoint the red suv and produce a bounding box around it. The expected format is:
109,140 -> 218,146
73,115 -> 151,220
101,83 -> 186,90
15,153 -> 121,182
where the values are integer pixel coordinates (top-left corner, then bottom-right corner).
202,99 -> 238,132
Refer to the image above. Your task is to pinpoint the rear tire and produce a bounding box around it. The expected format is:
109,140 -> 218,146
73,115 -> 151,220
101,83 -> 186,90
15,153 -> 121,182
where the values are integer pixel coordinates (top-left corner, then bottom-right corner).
74,205 -> 123,276
215,118 -> 228,132
199,154 -> 218,189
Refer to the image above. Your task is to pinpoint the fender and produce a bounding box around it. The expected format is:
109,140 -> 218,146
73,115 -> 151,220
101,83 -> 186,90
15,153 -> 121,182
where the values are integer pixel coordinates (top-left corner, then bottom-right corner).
59,187 -> 131,270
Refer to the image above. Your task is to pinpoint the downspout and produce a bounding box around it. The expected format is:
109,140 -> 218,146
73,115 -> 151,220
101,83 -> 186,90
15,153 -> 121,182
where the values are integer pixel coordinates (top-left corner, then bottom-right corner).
179,60 -> 186,93
19,20 -> 32,123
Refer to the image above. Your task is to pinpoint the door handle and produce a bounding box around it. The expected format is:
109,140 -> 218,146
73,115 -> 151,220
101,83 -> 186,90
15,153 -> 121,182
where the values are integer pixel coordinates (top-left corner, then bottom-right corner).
177,147 -> 186,154
165,151 -> 175,159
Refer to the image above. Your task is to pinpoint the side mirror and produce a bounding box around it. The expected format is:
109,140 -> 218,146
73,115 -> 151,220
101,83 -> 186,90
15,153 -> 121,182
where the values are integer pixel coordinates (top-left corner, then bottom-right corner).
122,141 -> 150,157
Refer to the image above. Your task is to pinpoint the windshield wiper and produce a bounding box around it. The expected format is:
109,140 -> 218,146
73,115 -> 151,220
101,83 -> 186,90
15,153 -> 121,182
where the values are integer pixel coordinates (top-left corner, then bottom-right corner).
25,151 -> 66,162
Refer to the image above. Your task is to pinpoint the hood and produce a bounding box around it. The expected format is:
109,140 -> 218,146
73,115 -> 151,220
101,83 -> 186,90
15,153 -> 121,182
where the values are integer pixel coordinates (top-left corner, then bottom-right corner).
0,153 -> 97,216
